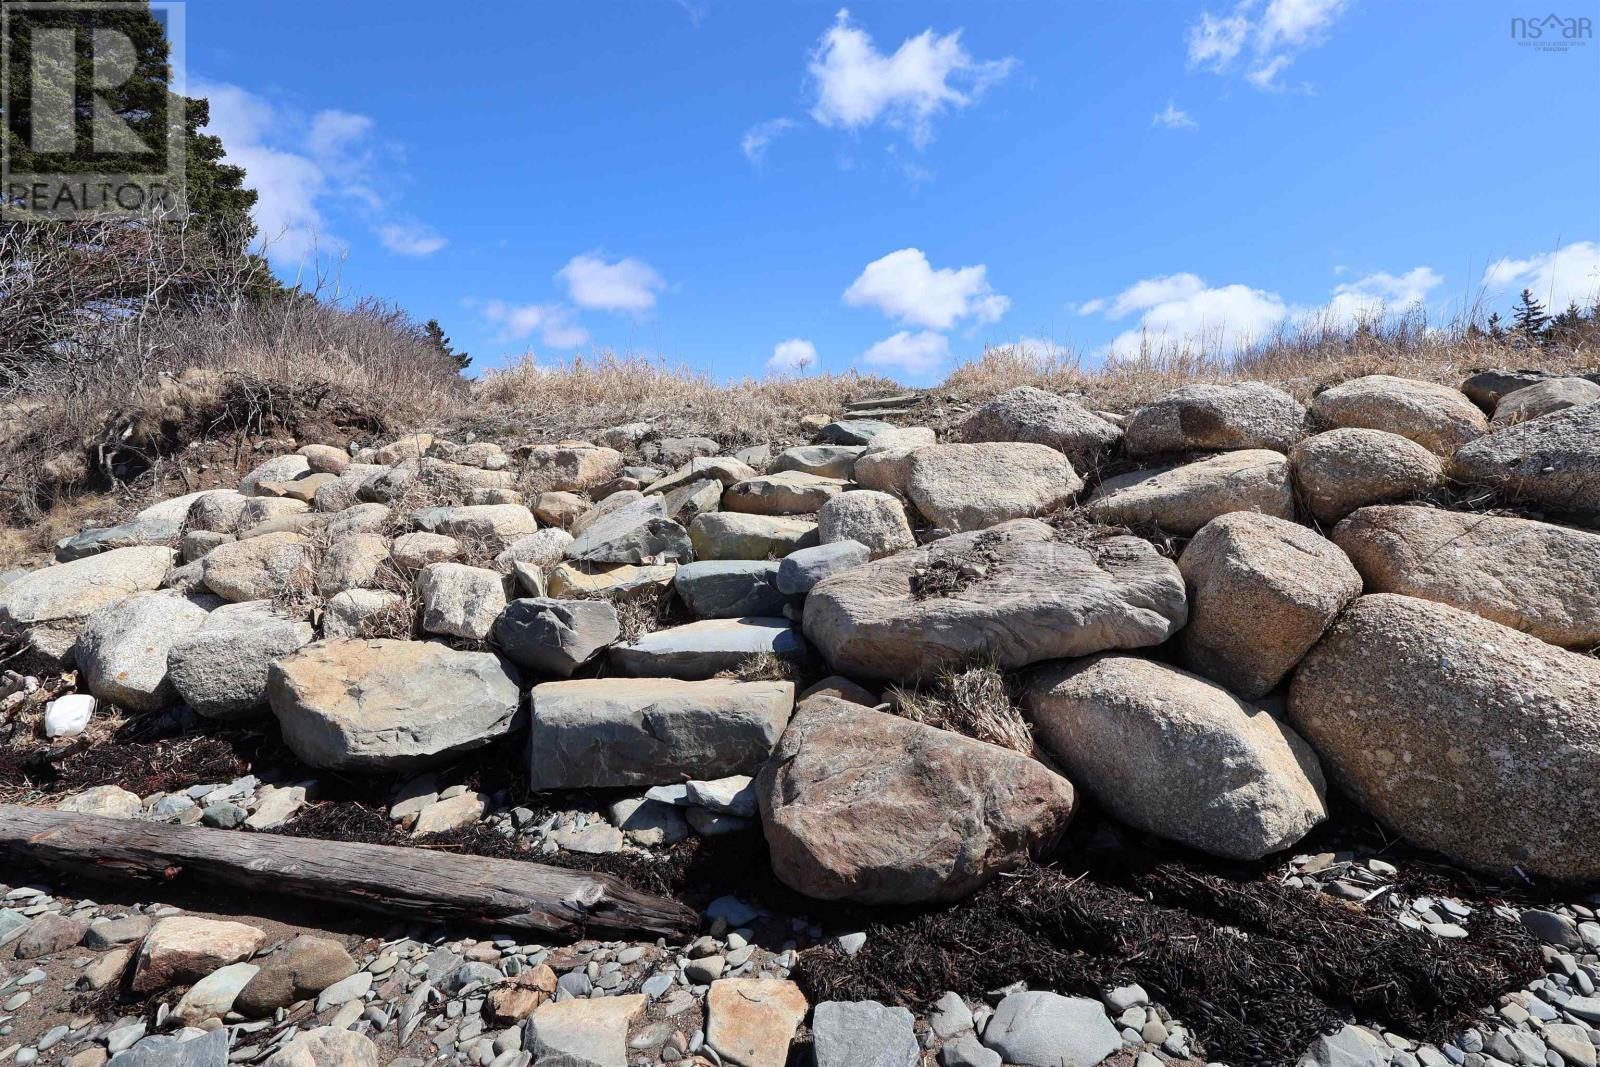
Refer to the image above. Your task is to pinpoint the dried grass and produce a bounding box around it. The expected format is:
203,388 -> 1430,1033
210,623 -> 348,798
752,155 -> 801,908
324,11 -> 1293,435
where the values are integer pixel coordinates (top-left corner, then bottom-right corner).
890,663 -> 1035,755
714,650 -> 805,684
943,308 -> 1599,414
472,353 -> 897,449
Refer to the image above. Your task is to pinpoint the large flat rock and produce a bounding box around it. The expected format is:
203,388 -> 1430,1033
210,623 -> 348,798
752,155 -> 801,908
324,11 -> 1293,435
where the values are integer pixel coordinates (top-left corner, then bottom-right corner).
1450,401 -> 1600,525
1024,655 -> 1326,860
1289,593 -> 1600,881
268,639 -> 521,771
802,518 -> 1185,684
610,617 -> 805,680
0,546 -> 175,664
1333,504 -> 1600,648
906,442 -> 1082,532
1086,450 -> 1294,536
528,678 -> 794,790
757,697 -> 1076,903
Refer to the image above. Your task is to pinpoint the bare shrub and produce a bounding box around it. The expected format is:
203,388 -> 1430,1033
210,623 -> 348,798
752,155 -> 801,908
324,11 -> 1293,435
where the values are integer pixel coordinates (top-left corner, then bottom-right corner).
890,663 -> 1035,755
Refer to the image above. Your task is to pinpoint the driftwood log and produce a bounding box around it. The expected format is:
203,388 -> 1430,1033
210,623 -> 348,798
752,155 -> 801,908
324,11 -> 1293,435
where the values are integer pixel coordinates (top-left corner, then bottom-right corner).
0,805 -> 697,940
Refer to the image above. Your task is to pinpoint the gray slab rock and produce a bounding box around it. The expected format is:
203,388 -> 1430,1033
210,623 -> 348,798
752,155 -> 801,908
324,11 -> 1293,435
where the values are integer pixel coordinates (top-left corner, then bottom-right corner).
528,678 -> 793,789
981,991 -> 1120,1067
1296,1023 -> 1391,1067
492,597 -> 620,677
673,561 -> 789,618
771,445 -> 865,479
811,1001 -> 920,1067
56,516 -> 181,563
268,639 -> 520,771
108,1030 -> 228,1067
168,600 -> 315,720
610,617 -> 805,679
817,419 -> 896,446
0,546 -> 176,664
775,540 -> 870,595
566,496 -> 693,565
76,592 -> 210,711
520,994 -> 646,1067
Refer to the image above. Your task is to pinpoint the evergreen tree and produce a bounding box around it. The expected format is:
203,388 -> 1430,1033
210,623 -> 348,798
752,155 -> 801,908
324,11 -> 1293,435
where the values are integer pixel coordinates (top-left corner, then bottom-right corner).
424,319 -> 471,373
1511,289 -> 1550,342
1486,312 -> 1503,341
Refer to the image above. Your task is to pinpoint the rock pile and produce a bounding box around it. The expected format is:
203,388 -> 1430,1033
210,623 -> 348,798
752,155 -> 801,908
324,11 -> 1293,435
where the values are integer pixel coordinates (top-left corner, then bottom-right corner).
2,374 -> 1598,1066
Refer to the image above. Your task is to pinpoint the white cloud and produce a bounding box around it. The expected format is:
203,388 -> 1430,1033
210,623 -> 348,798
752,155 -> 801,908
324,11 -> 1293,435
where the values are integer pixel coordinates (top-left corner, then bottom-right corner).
376,221 -> 448,258
1153,101 -> 1197,129
1106,282 -> 1288,358
1482,241 -> 1600,314
1079,272 -> 1207,319
557,254 -> 666,313
1322,266 -> 1444,326
862,330 -> 950,377
479,300 -> 588,349
1187,9 -> 1250,71
741,118 -> 794,164
808,8 -> 1015,147
844,248 -> 1009,330
1089,262 -> 1448,359
193,78 -> 444,265
1187,0 -> 1349,90
766,338 -> 819,375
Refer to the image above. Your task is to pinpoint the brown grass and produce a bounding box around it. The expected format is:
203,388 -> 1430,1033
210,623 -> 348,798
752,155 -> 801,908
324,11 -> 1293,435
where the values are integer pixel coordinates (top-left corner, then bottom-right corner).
471,353 -> 898,449
944,309 -> 1599,414
889,663 -> 1035,755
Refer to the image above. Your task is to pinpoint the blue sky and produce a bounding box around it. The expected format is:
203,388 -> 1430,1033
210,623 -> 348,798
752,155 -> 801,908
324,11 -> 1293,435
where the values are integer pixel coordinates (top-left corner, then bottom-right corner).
186,1 -> 1600,383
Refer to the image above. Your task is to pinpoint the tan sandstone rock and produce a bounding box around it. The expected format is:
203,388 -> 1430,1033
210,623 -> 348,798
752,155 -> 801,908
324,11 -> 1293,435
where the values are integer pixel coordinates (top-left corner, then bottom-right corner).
132,916 -> 268,993
1024,655 -> 1327,860
1086,450 -> 1294,536
756,696 -> 1076,903
1309,374 -> 1486,456
706,978 -> 809,1067
1176,512 -> 1362,697
1332,505 -> 1600,649
1288,428 -> 1445,524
